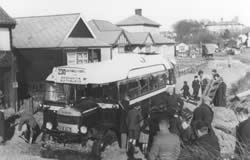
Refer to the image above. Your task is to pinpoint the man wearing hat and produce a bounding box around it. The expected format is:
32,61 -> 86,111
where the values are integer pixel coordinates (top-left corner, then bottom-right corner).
213,74 -> 227,107
193,121 -> 220,159
191,96 -> 214,139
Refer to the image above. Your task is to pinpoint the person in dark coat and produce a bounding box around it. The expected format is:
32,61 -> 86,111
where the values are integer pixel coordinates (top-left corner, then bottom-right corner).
213,74 -> 227,107
179,120 -> 220,160
126,104 -> 143,159
192,76 -> 200,100
191,97 -> 214,134
165,88 -> 184,117
126,105 -> 143,142
235,107 -> 250,158
181,81 -> 191,100
119,94 -> 130,151
193,121 -> 220,159
198,70 -> 209,94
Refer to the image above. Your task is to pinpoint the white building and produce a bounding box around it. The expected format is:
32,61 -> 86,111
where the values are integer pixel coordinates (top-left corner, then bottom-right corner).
88,19 -> 130,58
116,9 -> 176,62
205,18 -> 244,34
117,9 -> 161,34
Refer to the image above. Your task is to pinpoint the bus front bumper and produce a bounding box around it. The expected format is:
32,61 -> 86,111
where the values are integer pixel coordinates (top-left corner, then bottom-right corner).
42,128 -> 88,144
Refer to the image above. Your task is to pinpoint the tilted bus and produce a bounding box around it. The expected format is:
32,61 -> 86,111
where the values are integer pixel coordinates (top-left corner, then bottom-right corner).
41,54 -> 176,150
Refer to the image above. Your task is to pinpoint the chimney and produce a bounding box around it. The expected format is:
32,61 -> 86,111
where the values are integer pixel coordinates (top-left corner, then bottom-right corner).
135,9 -> 142,16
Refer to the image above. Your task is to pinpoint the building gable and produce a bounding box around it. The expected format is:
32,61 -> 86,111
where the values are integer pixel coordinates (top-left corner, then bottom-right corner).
69,19 -> 94,38
116,32 -> 129,45
144,34 -> 153,45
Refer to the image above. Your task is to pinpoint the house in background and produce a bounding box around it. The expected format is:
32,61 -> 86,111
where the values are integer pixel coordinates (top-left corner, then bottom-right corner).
151,34 -> 176,63
175,43 -> 190,57
117,9 -> 176,61
205,17 -> 244,34
0,6 -> 17,109
88,19 -> 130,57
117,9 -> 161,34
125,31 -> 154,53
13,13 -> 111,95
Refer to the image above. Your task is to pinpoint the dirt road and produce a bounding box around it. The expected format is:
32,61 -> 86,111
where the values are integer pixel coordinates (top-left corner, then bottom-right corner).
176,58 -> 250,95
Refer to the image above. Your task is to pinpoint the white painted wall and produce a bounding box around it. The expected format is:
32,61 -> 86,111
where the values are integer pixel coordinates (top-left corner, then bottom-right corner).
120,25 -> 160,34
0,28 -> 10,51
111,47 -> 119,58
152,44 -> 175,62
101,48 -> 112,61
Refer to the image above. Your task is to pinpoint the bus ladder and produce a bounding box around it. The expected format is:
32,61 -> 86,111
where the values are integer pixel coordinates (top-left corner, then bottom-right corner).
202,78 -> 223,103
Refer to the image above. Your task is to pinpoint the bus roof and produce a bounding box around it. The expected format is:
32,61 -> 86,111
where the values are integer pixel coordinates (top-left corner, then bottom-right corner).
46,54 -> 173,85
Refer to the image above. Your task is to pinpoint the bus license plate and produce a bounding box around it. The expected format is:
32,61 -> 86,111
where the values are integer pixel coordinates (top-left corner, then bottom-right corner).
58,126 -> 71,132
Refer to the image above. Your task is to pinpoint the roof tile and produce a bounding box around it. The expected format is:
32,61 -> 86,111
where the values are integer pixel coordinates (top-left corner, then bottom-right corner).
117,15 -> 160,27
88,20 -> 124,44
13,13 -> 80,48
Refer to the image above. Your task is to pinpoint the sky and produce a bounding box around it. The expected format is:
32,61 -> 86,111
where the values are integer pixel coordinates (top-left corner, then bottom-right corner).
1,0 -> 250,31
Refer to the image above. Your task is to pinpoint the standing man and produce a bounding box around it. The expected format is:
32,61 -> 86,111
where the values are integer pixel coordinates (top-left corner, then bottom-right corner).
213,74 -> 227,107
126,104 -> 143,159
192,76 -> 200,100
119,94 -> 130,151
198,70 -> 208,94
148,117 -> 180,160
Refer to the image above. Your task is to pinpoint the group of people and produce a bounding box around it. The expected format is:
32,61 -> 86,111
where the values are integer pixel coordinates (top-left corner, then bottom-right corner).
181,69 -> 227,107
119,69 -> 250,160
119,88 -> 185,160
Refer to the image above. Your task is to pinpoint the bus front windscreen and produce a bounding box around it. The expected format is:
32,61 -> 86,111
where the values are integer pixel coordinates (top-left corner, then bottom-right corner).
44,83 -> 71,103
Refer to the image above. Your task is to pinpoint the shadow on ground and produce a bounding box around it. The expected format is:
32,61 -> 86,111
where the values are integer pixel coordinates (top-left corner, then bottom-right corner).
41,149 -> 99,160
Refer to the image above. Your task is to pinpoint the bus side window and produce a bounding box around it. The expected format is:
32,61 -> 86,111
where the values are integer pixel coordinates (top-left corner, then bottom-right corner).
149,75 -> 158,90
119,83 -> 128,100
169,69 -> 176,85
158,73 -> 166,87
140,78 -> 149,94
128,80 -> 140,99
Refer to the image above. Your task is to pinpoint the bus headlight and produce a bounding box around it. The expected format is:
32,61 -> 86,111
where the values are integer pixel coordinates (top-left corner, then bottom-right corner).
80,126 -> 87,134
46,122 -> 53,130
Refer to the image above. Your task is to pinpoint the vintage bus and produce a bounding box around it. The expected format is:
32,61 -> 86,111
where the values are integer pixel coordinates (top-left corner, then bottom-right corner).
41,54 -> 176,150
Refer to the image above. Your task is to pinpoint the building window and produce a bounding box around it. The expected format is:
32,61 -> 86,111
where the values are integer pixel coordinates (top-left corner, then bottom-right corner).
0,28 -> 10,51
77,52 -> 88,64
88,49 -> 101,63
67,49 -> 101,65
